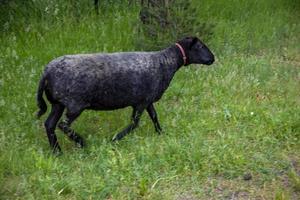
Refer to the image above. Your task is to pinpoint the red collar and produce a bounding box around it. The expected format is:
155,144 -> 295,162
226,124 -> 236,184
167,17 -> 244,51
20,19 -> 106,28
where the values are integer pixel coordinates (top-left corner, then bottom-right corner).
175,43 -> 187,65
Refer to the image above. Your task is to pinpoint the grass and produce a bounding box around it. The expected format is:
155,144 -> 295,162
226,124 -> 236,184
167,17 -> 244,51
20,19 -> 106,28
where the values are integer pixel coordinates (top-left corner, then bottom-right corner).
0,0 -> 299,199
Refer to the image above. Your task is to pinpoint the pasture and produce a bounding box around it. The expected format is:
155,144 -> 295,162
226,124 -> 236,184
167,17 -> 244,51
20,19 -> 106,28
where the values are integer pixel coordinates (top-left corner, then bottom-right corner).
0,0 -> 299,199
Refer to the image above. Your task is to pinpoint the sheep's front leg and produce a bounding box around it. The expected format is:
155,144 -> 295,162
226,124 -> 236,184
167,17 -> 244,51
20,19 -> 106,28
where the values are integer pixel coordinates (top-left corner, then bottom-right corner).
112,106 -> 145,141
146,104 -> 162,133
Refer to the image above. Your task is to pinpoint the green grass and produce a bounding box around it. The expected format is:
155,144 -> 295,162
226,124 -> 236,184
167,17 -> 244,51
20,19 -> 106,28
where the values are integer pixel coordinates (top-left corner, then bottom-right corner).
0,0 -> 300,199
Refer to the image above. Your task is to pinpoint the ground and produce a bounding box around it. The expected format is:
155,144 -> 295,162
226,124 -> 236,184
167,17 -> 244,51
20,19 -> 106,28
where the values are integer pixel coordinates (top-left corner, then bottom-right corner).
0,0 -> 299,199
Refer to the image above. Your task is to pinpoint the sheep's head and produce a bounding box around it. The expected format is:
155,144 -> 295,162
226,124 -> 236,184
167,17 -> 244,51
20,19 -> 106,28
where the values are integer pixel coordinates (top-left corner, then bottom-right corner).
176,37 -> 215,66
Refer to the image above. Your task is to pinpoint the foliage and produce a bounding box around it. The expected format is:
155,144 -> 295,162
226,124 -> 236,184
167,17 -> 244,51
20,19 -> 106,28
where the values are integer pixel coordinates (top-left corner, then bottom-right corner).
135,0 -> 213,50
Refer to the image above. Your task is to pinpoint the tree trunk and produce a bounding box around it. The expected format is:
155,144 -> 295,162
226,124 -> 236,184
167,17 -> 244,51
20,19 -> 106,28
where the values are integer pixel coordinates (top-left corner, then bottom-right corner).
94,0 -> 99,15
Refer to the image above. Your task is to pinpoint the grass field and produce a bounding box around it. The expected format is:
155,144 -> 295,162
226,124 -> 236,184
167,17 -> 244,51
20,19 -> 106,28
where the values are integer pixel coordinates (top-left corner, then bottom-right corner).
0,0 -> 300,199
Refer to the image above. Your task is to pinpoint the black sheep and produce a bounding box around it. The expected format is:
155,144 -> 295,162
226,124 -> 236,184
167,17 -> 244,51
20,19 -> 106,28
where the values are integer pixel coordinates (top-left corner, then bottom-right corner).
37,36 -> 215,153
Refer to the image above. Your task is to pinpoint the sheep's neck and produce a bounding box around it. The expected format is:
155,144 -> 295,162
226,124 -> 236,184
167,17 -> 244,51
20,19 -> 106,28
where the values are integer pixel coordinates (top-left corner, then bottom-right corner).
162,45 -> 183,66
158,45 -> 184,75
153,46 -> 184,95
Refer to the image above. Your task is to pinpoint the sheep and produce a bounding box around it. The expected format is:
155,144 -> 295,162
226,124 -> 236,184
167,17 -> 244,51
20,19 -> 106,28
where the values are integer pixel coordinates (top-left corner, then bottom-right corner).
36,36 -> 215,153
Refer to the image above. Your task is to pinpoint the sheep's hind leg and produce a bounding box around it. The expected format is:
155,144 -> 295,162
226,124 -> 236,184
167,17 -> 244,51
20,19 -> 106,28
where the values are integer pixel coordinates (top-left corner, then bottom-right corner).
112,106 -> 145,141
44,104 -> 65,154
58,110 -> 85,148
146,103 -> 162,133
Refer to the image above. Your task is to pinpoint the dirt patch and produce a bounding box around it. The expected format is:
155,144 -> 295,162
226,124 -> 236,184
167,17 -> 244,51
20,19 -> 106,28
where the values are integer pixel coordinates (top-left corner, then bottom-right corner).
176,193 -> 199,200
202,166 -> 300,200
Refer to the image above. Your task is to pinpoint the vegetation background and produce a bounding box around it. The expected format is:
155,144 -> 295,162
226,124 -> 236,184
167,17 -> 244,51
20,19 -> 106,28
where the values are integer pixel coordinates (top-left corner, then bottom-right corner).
0,0 -> 299,199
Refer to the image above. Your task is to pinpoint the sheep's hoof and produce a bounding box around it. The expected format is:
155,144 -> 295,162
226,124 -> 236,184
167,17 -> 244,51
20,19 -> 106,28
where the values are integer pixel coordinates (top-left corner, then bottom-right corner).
156,128 -> 163,134
112,136 -> 119,142
52,147 -> 63,156
54,151 -> 63,157
112,133 -> 123,142
75,139 -> 85,148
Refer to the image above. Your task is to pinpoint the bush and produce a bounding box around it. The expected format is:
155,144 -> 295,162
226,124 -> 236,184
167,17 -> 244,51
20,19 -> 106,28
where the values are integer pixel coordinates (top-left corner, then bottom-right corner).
135,0 -> 213,50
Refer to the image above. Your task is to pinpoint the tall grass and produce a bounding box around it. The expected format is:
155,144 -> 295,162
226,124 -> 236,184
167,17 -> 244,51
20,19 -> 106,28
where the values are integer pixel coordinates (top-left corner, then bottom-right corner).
0,0 -> 299,199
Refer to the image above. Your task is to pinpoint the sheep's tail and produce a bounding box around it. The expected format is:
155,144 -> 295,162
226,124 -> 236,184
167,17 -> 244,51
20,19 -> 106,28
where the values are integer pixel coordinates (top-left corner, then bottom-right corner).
36,74 -> 47,118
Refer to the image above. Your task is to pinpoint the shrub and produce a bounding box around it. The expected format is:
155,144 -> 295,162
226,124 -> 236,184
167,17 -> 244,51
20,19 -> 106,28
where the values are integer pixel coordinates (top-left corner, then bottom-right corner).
135,0 -> 213,50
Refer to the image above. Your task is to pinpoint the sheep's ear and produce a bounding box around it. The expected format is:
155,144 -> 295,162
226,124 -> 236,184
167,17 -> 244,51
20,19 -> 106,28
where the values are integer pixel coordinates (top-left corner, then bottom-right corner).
189,37 -> 198,49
